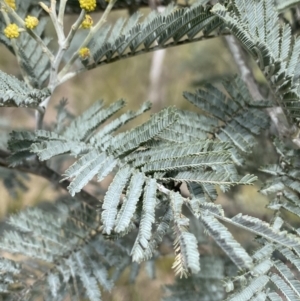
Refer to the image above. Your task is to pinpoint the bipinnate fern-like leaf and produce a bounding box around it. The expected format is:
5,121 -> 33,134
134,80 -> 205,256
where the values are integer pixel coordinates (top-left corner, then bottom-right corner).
232,220 -> 300,298
200,213 -> 253,270
31,139 -> 89,160
0,70 -> 50,108
0,257 -> 21,293
228,214 -> 300,247
47,273 -> 60,298
161,171 -> 257,189
128,139 -> 230,167
131,178 -> 157,262
279,247 -> 300,274
4,76 -> 279,299
9,97 -> 258,221
229,276 -> 270,301
111,107 -> 178,156
222,236 -> 300,301
260,139 -> 300,220
63,149 -> 102,179
183,76 -> 271,157
267,292 -> 283,301
92,101 -> 152,145
270,274 -> 299,301
139,206 -> 173,262
0,199 -> 129,301
141,152 -> 231,172
7,77 -> 263,246
114,172 -> 145,233
102,166 -> 132,235
171,192 -> 200,277
190,198 -> 224,217
172,230 -> 200,277
211,0 -> 300,121
64,154 -> 118,195
75,252 -> 102,301
3,1 -> 300,299
63,99 -> 126,141
163,256 -> 225,301
70,1 -> 219,72
247,138 -> 300,299
274,261 -> 300,297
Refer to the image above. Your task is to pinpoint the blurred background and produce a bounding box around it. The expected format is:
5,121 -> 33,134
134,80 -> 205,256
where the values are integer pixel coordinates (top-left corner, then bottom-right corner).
0,5 -> 277,300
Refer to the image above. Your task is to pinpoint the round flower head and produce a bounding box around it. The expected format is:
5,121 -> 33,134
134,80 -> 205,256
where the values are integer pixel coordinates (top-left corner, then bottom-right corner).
80,15 -> 93,29
4,0 -> 16,10
25,16 -> 39,30
79,47 -> 90,59
4,23 -> 19,39
79,0 -> 96,12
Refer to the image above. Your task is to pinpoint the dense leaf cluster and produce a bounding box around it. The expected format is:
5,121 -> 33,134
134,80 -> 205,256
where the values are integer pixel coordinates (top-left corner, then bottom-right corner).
1,0 -> 300,300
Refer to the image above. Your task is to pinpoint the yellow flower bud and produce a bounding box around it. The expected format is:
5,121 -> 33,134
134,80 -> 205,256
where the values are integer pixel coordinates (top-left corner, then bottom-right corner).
80,14 -> 93,29
79,0 -> 97,12
4,0 -> 16,10
24,16 -> 39,30
79,47 -> 90,59
4,23 -> 19,39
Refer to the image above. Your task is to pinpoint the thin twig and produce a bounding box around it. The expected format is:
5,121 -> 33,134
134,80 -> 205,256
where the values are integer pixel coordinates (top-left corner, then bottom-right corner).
158,179 -> 296,248
58,0 -> 68,28
58,0 -> 118,79
64,9 -> 86,49
49,9 -> 86,88
48,0 -> 65,43
36,8 -> 86,129
35,103 -> 47,130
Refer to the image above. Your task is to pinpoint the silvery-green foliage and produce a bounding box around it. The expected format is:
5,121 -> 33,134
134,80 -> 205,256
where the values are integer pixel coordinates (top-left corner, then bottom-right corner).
1,0 -> 300,300
163,256 -> 225,301
0,199 -> 126,301
2,76 -> 270,299
211,0 -> 300,122
2,74 -> 288,300
224,238 -> 300,301
0,70 -> 50,108
72,1 -> 221,70
260,138 -> 300,219
0,1 -> 51,88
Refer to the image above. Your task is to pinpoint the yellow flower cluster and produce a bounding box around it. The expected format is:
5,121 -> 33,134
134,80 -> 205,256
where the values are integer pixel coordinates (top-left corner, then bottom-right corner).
4,23 -> 19,39
4,0 -> 16,10
79,47 -> 90,59
80,14 -> 93,29
24,15 -> 39,30
79,0 -> 96,12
